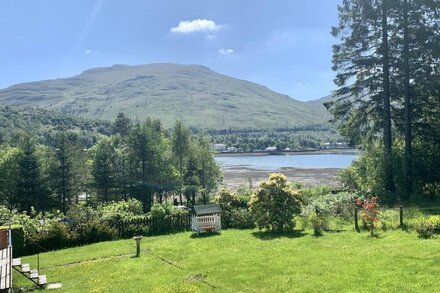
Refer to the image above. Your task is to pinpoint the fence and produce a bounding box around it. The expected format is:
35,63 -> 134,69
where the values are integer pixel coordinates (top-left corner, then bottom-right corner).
354,206 -> 440,232
113,214 -> 192,238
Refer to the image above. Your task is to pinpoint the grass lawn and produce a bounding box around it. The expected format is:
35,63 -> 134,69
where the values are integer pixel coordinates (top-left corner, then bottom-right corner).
13,229 -> 440,292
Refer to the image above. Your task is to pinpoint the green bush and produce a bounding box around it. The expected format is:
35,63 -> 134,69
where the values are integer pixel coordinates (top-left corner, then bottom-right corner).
215,188 -> 241,228
415,216 -> 440,238
308,213 -> 327,236
149,203 -> 188,219
26,222 -> 72,253
66,204 -> 98,227
74,221 -> 118,245
229,208 -> 254,229
249,173 -> 302,232
98,199 -> 144,222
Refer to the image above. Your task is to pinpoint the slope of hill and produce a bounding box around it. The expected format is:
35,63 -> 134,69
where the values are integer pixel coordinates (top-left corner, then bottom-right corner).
0,105 -> 111,145
305,94 -> 334,122
0,63 -> 330,129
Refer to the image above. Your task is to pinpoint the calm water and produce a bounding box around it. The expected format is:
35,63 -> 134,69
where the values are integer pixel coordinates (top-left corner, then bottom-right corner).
215,153 -> 357,170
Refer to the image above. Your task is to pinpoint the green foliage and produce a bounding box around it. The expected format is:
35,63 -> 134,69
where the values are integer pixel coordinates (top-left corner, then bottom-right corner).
215,188 -> 254,229
249,173 -> 302,232
98,199 -> 143,222
415,216 -> 440,239
149,203 -> 188,219
0,105 -> 111,146
27,222 -> 72,253
73,221 -> 118,245
308,212 -> 327,236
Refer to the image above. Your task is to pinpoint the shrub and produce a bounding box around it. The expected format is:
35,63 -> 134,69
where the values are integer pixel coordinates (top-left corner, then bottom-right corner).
66,204 -> 98,227
415,216 -> 440,238
357,197 -> 380,236
98,199 -> 143,222
149,203 -> 188,219
229,208 -> 255,229
308,212 -> 327,236
249,173 -> 302,232
74,221 -> 118,245
26,222 -> 72,253
215,189 -> 241,227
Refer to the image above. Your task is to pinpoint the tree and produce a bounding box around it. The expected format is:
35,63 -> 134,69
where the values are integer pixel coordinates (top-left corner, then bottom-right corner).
51,131 -> 85,213
127,119 -> 169,211
249,173 -> 302,232
381,0 -> 395,193
171,121 -> 191,204
330,0 -> 397,195
91,137 -> 116,203
16,137 -> 45,213
0,146 -> 21,207
189,135 -> 222,204
113,112 -> 132,137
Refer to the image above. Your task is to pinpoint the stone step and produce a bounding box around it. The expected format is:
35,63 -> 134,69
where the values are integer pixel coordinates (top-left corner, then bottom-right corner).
38,274 -> 47,286
12,258 -> 21,267
21,263 -> 30,273
30,269 -> 39,279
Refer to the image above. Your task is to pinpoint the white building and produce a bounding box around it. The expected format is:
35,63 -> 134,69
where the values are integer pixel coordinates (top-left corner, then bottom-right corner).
213,143 -> 227,151
265,146 -> 277,152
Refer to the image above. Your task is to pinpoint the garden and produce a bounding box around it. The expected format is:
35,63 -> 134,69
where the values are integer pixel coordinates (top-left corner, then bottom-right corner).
3,173 -> 440,292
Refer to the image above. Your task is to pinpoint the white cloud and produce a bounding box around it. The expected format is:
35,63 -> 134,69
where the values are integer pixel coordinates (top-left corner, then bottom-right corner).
218,48 -> 234,55
171,19 -> 221,34
84,49 -> 92,54
206,34 -> 216,40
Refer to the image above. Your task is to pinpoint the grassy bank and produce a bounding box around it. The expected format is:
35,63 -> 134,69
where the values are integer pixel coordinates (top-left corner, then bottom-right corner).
14,229 -> 440,292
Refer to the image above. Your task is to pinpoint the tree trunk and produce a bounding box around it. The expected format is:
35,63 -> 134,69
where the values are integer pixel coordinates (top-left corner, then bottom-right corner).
381,0 -> 395,194
403,0 -> 413,200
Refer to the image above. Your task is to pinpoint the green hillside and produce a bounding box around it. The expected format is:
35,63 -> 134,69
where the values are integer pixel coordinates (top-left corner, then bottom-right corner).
0,63 -> 330,129
0,105 -> 111,145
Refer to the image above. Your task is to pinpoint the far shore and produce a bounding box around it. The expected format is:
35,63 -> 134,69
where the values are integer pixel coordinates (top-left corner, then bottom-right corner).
215,148 -> 358,157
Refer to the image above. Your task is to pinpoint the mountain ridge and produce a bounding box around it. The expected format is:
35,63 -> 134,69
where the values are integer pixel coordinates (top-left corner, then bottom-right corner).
0,63 -> 330,129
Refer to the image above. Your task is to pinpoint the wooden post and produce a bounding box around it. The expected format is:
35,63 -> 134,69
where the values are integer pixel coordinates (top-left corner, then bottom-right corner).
354,207 -> 360,232
400,205 -> 404,229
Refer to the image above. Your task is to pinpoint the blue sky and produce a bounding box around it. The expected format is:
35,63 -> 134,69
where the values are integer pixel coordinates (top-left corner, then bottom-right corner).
0,0 -> 341,101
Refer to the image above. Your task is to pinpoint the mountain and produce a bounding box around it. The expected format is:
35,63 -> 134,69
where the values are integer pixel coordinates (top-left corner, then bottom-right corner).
0,63 -> 330,129
306,94 -> 334,122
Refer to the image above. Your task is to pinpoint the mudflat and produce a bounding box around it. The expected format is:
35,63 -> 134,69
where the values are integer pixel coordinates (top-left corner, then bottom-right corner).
221,166 -> 341,190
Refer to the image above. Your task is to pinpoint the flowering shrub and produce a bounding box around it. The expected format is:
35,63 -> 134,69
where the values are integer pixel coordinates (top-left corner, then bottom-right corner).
249,173 -> 302,232
356,197 -> 380,236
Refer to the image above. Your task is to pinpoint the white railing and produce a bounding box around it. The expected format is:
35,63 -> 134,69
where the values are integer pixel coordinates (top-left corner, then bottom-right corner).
191,214 -> 221,233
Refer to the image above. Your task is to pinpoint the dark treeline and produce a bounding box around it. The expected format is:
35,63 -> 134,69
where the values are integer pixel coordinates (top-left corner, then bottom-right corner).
329,0 -> 439,201
0,113 -> 221,214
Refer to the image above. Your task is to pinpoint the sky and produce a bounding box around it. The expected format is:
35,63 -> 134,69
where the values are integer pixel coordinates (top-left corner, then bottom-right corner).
0,0 -> 342,101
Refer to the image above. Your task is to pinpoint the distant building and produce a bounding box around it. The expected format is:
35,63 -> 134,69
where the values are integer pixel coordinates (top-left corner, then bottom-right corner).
265,146 -> 277,152
227,146 -> 237,152
213,143 -> 227,151
284,147 -> 291,151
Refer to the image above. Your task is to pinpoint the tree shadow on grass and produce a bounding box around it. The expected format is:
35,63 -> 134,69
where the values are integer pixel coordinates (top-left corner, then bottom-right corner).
190,232 -> 222,239
252,230 -> 307,241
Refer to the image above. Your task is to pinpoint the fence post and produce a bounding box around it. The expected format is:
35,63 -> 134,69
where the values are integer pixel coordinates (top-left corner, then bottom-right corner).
399,205 -> 404,229
354,207 -> 360,232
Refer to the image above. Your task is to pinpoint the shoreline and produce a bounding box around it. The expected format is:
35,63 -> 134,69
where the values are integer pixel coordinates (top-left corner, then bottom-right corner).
215,148 -> 358,157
